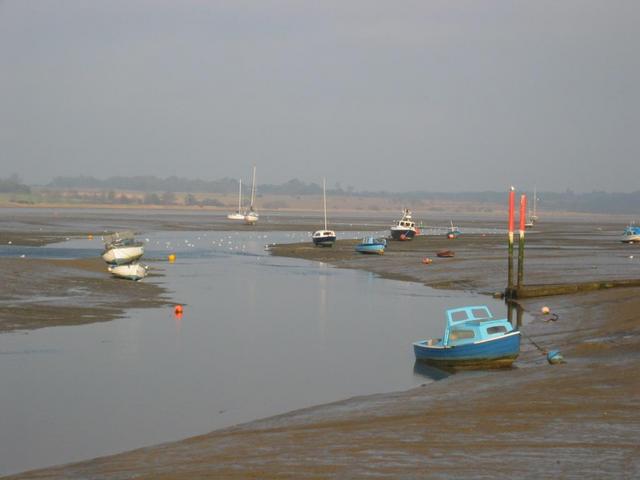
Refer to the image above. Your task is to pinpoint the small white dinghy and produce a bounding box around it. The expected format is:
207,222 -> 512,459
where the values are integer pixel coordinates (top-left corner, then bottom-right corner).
108,263 -> 149,281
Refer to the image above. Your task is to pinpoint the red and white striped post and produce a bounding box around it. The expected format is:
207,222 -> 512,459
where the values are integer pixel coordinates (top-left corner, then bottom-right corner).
507,187 -> 515,296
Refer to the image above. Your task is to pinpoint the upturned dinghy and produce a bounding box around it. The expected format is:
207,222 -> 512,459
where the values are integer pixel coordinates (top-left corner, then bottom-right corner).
108,263 -> 149,281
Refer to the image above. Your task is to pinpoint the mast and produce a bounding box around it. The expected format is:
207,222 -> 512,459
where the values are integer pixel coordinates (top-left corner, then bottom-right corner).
238,179 -> 242,212
323,178 -> 328,231
533,185 -> 537,219
249,166 -> 256,210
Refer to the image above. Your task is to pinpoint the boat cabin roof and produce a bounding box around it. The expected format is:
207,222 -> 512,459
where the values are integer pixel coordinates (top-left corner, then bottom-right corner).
446,305 -> 493,326
441,306 -> 514,347
624,225 -> 640,235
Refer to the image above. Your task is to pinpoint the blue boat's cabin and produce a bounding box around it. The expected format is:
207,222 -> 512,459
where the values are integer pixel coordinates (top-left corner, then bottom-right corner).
436,305 -> 515,347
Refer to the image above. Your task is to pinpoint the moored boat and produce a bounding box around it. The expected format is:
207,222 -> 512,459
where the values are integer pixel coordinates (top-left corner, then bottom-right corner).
413,305 -> 520,368
312,178 -> 336,247
101,231 -> 144,265
108,263 -> 149,281
244,166 -> 259,225
390,209 -> 419,240
621,224 -> 640,243
436,250 -> 455,258
227,179 -> 245,220
355,237 -> 386,254
447,220 -> 461,239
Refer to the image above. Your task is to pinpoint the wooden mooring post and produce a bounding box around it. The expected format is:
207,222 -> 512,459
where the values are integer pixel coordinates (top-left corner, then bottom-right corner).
506,187 -> 515,298
517,194 -> 527,290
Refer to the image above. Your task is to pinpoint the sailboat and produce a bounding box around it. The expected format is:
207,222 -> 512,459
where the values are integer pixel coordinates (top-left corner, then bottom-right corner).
227,179 -> 245,220
312,178 -> 336,247
525,186 -> 538,228
244,166 -> 259,225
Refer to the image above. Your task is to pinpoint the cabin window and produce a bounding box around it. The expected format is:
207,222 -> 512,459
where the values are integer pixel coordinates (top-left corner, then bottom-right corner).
471,308 -> 490,320
448,329 -> 475,341
450,311 -> 468,322
486,326 -> 507,335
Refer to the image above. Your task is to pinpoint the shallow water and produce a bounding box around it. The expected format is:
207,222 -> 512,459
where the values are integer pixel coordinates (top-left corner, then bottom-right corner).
0,230 -> 506,475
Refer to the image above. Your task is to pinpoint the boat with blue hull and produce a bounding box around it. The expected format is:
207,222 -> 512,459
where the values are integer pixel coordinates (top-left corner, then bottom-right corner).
413,305 -> 520,368
621,224 -> 640,243
355,237 -> 386,254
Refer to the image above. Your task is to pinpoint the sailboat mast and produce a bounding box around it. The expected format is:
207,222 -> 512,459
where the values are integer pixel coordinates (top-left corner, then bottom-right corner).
250,166 -> 256,209
323,178 -> 327,231
238,179 -> 242,212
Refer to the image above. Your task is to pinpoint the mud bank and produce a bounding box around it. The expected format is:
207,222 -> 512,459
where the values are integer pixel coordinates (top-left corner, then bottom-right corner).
0,257 -> 170,334
6,219 -> 640,479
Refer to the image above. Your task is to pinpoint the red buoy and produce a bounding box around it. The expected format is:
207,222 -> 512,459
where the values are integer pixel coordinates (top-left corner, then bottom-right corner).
174,305 -> 183,314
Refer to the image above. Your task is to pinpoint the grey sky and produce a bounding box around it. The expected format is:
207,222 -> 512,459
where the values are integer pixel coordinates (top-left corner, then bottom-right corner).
1,0 -> 638,192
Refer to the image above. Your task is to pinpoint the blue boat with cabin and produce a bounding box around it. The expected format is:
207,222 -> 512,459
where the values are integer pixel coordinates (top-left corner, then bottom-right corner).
621,224 -> 640,243
413,305 -> 520,368
355,237 -> 386,255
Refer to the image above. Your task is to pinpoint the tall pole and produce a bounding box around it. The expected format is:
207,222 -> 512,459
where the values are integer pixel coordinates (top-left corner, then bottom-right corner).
323,178 -> 327,231
517,194 -> 527,291
507,187 -> 515,297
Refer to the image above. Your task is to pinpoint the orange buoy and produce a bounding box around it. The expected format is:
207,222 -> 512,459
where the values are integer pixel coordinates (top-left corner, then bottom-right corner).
174,305 -> 183,314
168,253 -> 176,263
88,234 -> 94,240
422,257 -> 432,264
541,306 -> 550,314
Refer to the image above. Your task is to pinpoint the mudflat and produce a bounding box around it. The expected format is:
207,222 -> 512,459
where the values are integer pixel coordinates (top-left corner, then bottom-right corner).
3,210 -> 640,478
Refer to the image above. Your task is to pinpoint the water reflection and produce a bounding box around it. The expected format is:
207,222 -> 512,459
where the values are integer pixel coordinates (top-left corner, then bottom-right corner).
412,361 -> 451,381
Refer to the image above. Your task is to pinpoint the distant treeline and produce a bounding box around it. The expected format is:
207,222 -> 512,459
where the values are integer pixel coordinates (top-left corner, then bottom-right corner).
48,176 -> 328,195
32,175 -> 640,215
0,175 -> 31,193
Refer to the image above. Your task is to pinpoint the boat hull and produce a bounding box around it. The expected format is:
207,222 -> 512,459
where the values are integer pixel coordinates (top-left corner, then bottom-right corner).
413,332 -> 521,368
244,213 -> 259,225
355,244 -> 385,254
227,213 -> 245,220
312,235 -> 336,247
621,235 -> 640,243
108,263 -> 148,281
390,228 -> 416,241
101,245 -> 144,265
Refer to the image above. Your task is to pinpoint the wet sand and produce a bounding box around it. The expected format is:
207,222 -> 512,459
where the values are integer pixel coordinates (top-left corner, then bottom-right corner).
4,214 -> 640,478
0,256 -> 170,334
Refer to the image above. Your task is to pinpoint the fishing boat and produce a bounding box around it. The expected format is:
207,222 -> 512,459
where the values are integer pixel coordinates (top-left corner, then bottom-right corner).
227,179 -> 245,220
447,220 -> 461,239
413,305 -> 520,368
244,166 -> 259,225
621,224 -> 640,243
108,263 -> 149,281
390,209 -> 419,240
312,178 -> 336,247
355,237 -> 386,254
101,231 -> 144,265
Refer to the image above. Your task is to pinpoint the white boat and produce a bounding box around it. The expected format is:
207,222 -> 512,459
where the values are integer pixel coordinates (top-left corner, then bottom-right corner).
525,186 -> 539,228
390,209 -> 418,240
227,179 -> 245,220
101,245 -> 144,265
108,263 -> 149,281
244,166 -> 259,225
312,178 -> 336,247
101,231 -> 144,265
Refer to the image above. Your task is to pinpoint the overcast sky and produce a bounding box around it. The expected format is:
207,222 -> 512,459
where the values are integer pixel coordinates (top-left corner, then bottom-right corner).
1,0 -> 638,192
